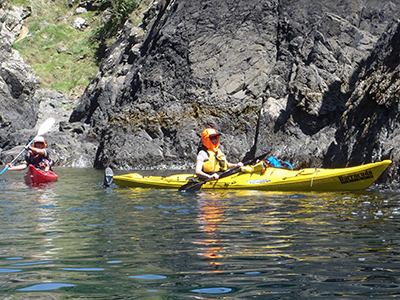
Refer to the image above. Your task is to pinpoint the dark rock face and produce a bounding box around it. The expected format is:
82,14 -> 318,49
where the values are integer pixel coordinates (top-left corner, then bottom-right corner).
69,0 -> 400,181
0,7 -> 41,151
70,0 -> 280,169
325,20 -> 400,181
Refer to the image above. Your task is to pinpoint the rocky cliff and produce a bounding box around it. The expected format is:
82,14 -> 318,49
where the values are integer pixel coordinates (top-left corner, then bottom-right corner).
0,4 -> 97,167
325,19 -> 400,181
1,0 -> 400,183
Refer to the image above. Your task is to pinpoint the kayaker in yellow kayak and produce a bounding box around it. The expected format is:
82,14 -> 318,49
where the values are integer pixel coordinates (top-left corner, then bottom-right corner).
6,136 -> 53,172
195,128 -> 243,180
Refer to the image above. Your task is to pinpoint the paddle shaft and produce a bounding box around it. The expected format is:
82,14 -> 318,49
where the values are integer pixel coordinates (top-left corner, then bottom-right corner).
0,139 -> 35,176
180,151 -> 269,192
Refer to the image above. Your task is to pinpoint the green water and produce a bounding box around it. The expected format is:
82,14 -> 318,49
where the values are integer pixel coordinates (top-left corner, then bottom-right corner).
0,167 -> 399,299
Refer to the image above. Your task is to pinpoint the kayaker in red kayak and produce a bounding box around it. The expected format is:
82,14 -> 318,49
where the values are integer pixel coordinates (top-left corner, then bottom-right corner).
6,136 -> 53,172
196,128 -> 243,180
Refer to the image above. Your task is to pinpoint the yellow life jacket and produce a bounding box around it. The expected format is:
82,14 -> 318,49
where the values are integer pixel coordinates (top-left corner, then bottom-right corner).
202,149 -> 227,173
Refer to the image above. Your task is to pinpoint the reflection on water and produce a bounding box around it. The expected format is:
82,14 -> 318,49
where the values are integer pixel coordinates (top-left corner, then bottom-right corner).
194,192 -> 226,266
0,168 -> 399,298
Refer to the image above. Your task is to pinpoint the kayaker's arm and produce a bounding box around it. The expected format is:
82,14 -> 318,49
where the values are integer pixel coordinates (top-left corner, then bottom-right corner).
26,145 -> 47,156
226,161 -> 244,169
6,163 -> 28,171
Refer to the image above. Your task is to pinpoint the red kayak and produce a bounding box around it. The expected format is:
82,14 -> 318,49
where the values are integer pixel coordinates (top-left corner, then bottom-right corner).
24,165 -> 58,185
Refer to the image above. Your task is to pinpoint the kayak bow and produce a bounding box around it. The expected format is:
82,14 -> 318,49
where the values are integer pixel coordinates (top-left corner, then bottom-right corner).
24,165 -> 58,186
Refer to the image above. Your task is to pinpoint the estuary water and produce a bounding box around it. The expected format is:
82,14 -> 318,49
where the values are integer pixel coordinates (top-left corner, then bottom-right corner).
0,167 -> 399,299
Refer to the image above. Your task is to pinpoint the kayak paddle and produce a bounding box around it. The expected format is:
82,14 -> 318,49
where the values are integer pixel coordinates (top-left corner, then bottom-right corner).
0,118 -> 55,177
179,151 -> 270,192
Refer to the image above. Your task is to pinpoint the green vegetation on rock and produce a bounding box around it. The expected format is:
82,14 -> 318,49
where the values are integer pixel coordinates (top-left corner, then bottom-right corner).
12,0 -> 99,94
10,0 -> 142,96
103,0 -> 139,37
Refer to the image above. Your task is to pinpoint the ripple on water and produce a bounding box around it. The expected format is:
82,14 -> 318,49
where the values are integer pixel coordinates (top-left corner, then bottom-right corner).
129,275 -> 167,279
17,283 -> 76,291
12,261 -> 53,266
191,287 -> 232,294
60,268 -> 104,271
0,268 -> 23,273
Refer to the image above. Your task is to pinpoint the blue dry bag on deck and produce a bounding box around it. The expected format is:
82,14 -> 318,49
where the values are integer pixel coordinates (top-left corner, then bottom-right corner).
267,157 -> 293,170
283,161 -> 294,170
267,157 -> 281,168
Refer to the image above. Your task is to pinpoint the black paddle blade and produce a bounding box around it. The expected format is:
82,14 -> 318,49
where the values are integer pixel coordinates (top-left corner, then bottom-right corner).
178,180 -> 203,192
179,181 -> 203,192
103,167 -> 114,187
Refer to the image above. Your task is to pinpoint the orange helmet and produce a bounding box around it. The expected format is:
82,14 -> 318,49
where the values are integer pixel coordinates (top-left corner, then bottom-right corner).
33,136 -> 46,148
201,128 -> 221,153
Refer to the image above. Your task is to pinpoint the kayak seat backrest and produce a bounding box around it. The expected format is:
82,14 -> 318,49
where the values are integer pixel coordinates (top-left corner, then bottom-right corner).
241,161 -> 268,174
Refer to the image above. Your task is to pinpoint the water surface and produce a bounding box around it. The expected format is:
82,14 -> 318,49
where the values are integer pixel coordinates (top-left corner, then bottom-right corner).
0,167 -> 399,299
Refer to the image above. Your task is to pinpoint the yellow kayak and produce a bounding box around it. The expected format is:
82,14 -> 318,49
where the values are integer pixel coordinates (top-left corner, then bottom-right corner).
113,160 -> 392,191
